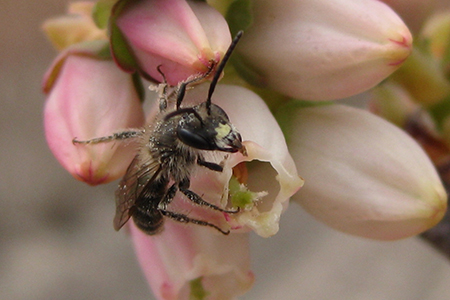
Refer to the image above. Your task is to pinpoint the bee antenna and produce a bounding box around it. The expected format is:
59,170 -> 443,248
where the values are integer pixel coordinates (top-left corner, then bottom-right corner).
156,65 -> 167,83
176,61 -> 215,110
206,31 -> 243,113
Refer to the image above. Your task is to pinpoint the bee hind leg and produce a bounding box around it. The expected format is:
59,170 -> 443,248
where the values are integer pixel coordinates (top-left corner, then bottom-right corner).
160,210 -> 230,235
158,183 -> 177,210
72,130 -> 144,145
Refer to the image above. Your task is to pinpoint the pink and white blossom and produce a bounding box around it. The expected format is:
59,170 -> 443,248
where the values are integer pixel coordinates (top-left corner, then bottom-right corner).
115,0 -> 231,84
278,104 -> 447,240
128,83 -> 301,299
168,83 -> 304,238
43,54 -> 145,185
237,0 -> 413,100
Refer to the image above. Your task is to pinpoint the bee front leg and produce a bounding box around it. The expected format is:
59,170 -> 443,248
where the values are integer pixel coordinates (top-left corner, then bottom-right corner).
151,65 -> 169,112
197,157 -> 223,172
72,130 -> 144,144
179,178 -> 239,213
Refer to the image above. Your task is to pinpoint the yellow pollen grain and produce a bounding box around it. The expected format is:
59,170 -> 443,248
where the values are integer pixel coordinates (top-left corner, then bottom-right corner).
215,123 -> 231,139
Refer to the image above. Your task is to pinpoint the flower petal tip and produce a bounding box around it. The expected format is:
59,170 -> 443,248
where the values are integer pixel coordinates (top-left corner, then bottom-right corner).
425,186 -> 447,228
74,161 -> 110,186
387,35 -> 413,66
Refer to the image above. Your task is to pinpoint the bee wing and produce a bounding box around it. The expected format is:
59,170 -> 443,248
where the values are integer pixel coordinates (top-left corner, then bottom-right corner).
114,155 -> 161,231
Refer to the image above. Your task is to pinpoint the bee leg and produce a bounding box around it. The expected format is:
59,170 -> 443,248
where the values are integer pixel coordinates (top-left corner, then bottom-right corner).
158,183 -> 177,210
72,130 -> 144,144
156,65 -> 169,112
197,157 -> 223,172
160,210 -> 230,235
179,178 -> 239,214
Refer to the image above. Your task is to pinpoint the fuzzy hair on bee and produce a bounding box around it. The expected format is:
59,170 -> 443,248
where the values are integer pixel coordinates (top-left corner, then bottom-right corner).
73,31 -> 245,235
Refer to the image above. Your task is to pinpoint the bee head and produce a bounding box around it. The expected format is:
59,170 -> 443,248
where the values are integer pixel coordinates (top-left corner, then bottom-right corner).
165,31 -> 245,153
177,102 -> 243,153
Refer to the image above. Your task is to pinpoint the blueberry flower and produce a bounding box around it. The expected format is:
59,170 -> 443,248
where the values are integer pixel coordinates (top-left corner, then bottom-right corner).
41,0 -> 447,299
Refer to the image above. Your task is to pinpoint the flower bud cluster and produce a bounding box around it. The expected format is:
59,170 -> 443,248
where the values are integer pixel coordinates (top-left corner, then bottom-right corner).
42,1 -> 447,299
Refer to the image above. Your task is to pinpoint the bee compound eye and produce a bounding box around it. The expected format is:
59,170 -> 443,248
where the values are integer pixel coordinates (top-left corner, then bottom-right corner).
177,127 -> 214,150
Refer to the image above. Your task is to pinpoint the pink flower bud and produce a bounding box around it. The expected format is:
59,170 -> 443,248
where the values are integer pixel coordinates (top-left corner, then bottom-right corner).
278,104 -> 447,240
43,54 -> 145,185
114,0 -> 231,84
42,2 -> 107,51
237,0 -> 412,101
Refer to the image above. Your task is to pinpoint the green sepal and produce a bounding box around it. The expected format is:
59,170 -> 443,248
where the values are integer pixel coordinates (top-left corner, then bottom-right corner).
92,0 -> 115,29
226,0 -> 253,37
189,277 -> 209,300
206,0 -> 236,15
109,0 -> 140,73
42,55 -> 67,94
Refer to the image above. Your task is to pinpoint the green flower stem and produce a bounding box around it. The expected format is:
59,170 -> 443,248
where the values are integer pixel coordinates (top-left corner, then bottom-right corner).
392,48 -> 450,107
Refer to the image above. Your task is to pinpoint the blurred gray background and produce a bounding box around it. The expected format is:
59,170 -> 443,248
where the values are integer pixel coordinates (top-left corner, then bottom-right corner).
3,1 -> 450,299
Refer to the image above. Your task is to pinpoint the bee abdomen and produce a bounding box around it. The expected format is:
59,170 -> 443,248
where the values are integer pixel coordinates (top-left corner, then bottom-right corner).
132,205 -> 164,235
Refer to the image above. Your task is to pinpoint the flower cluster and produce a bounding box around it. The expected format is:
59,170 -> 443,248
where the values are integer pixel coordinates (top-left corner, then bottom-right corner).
369,3 -> 450,186
42,0 -> 447,299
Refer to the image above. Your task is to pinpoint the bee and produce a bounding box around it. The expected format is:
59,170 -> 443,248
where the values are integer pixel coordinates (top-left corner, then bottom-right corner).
73,31 -> 245,235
